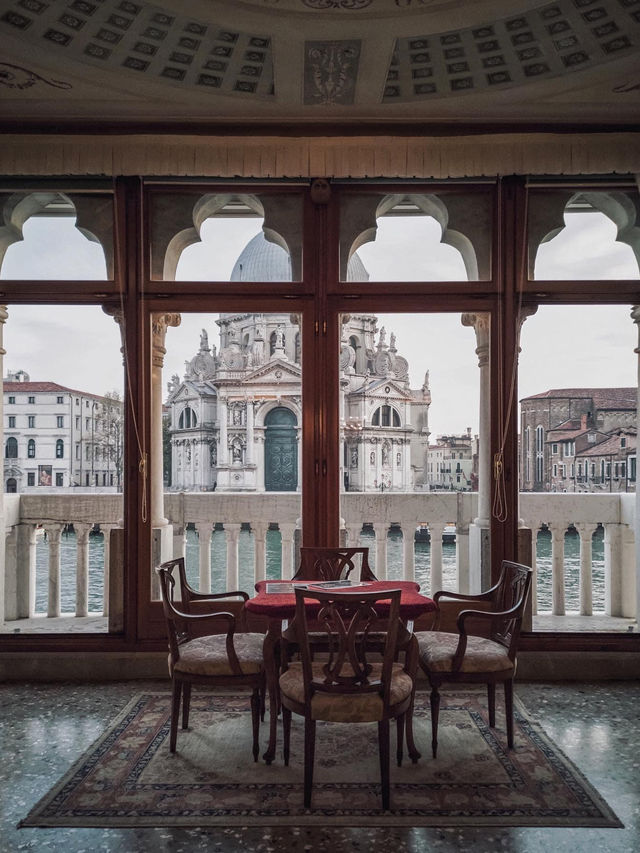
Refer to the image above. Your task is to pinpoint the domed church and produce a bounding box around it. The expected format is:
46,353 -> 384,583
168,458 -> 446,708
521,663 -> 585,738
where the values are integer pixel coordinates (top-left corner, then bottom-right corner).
166,233 -> 431,493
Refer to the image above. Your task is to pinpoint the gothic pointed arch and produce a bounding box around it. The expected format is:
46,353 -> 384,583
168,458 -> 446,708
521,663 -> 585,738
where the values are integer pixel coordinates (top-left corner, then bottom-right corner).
0,191 -> 113,276
339,191 -> 488,281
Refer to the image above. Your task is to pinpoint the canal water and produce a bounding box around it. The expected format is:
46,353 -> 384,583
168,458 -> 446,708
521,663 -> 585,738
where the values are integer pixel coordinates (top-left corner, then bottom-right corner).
35,525 -> 605,615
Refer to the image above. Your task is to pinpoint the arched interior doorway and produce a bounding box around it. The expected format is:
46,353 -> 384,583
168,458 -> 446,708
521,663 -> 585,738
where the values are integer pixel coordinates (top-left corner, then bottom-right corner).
264,407 -> 298,491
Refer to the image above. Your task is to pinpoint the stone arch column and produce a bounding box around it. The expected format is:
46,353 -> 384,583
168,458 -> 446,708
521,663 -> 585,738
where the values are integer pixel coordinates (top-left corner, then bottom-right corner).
462,312 -> 490,592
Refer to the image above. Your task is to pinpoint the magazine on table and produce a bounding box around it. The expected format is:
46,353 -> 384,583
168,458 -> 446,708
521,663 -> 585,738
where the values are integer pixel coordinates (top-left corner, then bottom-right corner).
265,579 -> 373,594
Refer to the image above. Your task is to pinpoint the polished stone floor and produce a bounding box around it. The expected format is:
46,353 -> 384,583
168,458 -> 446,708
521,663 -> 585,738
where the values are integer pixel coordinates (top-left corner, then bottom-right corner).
1,680 -> 639,853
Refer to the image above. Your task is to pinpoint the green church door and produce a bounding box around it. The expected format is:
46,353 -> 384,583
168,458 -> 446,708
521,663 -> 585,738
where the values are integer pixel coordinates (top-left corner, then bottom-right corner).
264,407 -> 298,491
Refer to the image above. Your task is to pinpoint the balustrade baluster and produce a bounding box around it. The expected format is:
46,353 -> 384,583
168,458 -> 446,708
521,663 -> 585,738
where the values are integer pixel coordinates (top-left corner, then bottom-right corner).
400,523 -> 416,582
252,522 -> 268,584
279,523 -> 296,580
225,523 -> 241,591
548,522 -> 566,616
44,523 -> 63,618
75,523 -> 91,618
372,522 -> 388,580
575,522 -> 597,616
428,523 -> 445,595
195,522 -> 213,593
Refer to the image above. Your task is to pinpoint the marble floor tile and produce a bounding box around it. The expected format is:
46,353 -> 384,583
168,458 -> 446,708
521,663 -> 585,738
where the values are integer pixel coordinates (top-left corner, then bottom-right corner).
1,680 -> 638,853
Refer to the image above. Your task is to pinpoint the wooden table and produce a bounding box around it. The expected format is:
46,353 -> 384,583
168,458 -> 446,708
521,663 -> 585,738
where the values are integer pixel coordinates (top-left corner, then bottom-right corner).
245,579 -> 436,764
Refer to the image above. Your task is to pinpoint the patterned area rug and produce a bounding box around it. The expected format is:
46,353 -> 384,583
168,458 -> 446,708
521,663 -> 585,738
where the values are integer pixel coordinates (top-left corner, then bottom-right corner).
21,690 -> 621,828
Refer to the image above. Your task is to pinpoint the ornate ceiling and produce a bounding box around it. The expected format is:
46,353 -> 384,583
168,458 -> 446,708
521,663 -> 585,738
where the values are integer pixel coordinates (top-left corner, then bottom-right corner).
0,0 -> 639,125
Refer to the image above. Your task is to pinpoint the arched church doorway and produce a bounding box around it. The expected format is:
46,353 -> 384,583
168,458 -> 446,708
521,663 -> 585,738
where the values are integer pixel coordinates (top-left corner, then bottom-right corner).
264,407 -> 298,491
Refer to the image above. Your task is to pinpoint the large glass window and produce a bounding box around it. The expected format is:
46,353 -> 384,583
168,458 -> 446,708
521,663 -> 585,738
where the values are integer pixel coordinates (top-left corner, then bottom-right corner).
1,175 -> 638,647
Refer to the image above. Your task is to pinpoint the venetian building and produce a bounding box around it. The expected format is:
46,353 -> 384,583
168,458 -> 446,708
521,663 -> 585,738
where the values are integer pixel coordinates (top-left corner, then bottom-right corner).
167,233 -> 431,492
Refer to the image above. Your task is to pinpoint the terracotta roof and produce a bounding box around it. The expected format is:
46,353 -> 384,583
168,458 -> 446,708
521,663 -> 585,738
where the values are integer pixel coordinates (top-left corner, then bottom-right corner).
576,434 -> 637,457
521,388 -> 636,409
3,381 -> 116,402
546,429 -> 586,441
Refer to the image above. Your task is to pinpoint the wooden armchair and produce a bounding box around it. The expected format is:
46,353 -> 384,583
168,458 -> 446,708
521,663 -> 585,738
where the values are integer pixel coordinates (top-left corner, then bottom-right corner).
279,586 -> 417,810
156,558 -> 266,760
415,560 -> 532,758
292,546 -> 377,583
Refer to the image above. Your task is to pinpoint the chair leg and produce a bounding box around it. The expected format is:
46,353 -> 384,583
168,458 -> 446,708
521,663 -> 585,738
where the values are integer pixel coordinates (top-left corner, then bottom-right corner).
259,681 -> 266,722
396,714 -> 404,767
405,687 -> 421,764
282,706 -> 292,766
170,679 -> 182,753
378,718 -> 391,811
504,679 -> 514,748
487,682 -> 496,728
303,718 -> 316,809
430,685 -> 440,759
182,682 -> 192,730
251,687 -> 261,762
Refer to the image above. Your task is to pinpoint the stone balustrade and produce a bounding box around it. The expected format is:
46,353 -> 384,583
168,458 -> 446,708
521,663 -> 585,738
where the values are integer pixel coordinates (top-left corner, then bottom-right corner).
1,490 -> 637,624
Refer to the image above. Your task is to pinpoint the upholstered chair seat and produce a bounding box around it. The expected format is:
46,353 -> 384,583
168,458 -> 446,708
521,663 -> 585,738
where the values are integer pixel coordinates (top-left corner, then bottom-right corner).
172,633 -> 266,677
417,632 -> 514,675
279,661 -> 413,722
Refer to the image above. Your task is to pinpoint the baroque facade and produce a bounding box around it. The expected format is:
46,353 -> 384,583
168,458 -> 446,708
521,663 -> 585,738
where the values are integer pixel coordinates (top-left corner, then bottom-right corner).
166,234 -> 431,493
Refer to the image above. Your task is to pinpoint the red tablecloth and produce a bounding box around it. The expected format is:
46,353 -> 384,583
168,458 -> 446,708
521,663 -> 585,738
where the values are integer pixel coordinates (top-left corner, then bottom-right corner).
246,579 -> 435,621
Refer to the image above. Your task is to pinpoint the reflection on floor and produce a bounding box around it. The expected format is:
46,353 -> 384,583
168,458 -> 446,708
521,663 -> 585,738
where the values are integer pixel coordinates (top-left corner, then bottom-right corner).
1,680 -> 638,852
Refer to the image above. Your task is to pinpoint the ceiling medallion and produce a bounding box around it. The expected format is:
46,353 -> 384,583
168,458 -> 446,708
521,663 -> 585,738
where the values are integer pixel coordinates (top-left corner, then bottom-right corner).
302,0 -> 373,9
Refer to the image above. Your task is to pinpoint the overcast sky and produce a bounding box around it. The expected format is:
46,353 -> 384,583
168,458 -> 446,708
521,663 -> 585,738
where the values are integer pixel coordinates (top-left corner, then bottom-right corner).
1,210 -> 638,437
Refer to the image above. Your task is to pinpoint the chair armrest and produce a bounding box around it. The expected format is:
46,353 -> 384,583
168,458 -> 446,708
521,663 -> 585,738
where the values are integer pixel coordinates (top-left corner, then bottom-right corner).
433,589 -> 493,605
456,602 -> 522,633
185,590 -> 249,602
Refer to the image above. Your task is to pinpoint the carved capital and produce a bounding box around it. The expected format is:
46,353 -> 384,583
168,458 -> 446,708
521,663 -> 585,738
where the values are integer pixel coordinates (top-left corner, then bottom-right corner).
152,312 -> 181,367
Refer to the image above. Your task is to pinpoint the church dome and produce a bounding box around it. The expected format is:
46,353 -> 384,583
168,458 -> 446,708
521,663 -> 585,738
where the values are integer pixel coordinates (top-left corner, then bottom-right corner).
231,233 -> 291,281
230,232 -> 369,282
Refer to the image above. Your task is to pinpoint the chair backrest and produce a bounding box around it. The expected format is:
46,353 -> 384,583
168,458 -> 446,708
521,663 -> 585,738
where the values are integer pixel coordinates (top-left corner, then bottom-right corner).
488,560 -> 532,656
293,587 -> 401,704
293,547 -> 377,583
155,560 -> 188,660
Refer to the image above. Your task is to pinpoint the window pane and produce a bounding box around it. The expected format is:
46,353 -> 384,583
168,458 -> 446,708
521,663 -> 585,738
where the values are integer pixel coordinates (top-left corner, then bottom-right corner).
0,192 -> 113,280
150,191 -> 303,282
340,311 -> 482,598
519,304 -> 636,631
158,309 -> 303,597
339,190 -> 492,282
528,189 -> 640,280
1,305 -> 124,634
